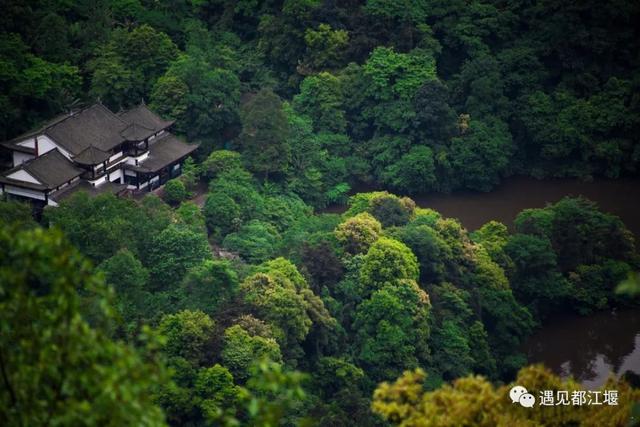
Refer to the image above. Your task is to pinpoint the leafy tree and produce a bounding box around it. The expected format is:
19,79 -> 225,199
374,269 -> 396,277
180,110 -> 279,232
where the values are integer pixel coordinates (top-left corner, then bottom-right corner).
237,88 -> 291,179
393,223 -> 449,284
335,212 -> 382,255
0,226 -> 167,426
0,33 -> 81,140
359,47 -> 436,133
221,325 -> 283,382
90,24 -> 178,109
175,201 -> 207,235
147,225 -> 211,291
293,72 -> 346,133
151,52 -> 241,143
449,117 -> 513,191
373,365 -> 640,426
381,145 -> 437,194
201,149 -> 243,181
204,191 -> 242,238
158,309 -> 215,366
180,259 -> 239,315
303,24 -> 349,70
353,280 -> 430,382
98,248 -> 150,326
0,199 -> 37,229
368,193 -> 416,227
163,178 -> 187,205
222,220 -> 280,264
360,237 -> 419,295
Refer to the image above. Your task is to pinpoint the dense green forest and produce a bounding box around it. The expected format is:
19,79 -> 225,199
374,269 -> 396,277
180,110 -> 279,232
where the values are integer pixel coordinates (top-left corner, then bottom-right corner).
2,0 -> 640,425
2,0 -> 640,200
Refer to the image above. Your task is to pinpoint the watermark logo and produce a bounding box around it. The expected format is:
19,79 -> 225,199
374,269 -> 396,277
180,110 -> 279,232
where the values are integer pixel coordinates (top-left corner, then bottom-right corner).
510,385 -> 536,408
509,385 -> 619,408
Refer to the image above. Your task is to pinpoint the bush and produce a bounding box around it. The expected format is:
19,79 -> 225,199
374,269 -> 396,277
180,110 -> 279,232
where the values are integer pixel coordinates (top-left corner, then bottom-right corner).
164,179 -> 187,205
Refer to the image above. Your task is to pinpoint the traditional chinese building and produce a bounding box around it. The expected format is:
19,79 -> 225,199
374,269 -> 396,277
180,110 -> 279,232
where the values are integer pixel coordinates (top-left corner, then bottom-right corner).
0,103 -> 198,207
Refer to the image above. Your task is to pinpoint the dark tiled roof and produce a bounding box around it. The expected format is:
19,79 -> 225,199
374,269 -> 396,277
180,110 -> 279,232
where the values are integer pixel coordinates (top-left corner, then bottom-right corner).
126,133 -> 198,173
50,181 -> 128,203
3,112 -> 73,146
120,122 -> 155,142
45,104 -> 129,155
73,145 -> 111,166
1,141 -> 35,154
119,104 -> 174,133
0,149 -> 83,190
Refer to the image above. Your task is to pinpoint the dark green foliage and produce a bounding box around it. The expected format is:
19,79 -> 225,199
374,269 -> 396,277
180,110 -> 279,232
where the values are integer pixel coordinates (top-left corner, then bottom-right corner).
223,220 -> 280,264
4,1 -> 640,424
0,199 -> 37,229
180,260 -> 239,315
236,88 -> 290,179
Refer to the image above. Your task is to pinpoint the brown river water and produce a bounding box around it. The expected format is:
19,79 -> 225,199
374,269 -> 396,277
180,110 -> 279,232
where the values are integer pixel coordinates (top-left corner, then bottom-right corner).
327,175 -> 640,386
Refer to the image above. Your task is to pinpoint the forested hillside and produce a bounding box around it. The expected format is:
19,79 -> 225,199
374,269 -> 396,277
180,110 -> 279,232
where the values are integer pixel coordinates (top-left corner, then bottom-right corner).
2,0 -> 640,426
2,0 -> 640,201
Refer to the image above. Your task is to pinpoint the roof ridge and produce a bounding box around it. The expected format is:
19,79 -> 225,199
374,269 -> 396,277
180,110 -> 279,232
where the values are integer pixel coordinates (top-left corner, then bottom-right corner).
23,149 -> 64,183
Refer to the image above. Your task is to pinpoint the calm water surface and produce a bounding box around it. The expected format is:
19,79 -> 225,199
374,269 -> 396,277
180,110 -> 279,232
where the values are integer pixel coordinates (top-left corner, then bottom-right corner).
524,309 -> 640,388
415,176 -> 640,239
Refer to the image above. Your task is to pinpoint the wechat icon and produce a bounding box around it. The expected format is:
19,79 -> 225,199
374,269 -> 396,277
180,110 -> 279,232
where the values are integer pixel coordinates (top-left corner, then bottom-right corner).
510,385 -> 536,408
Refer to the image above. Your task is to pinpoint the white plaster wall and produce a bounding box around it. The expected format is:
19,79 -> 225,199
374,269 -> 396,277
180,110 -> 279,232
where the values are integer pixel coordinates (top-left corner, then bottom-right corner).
17,137 -> 35,149
109,151 -> 123,163
7,169 -> 41,184
13,151 -> 34,166
88,175 -> 108,186
4,185 -> 45,200
38,135 -> 72,159
107,169 -> 123,184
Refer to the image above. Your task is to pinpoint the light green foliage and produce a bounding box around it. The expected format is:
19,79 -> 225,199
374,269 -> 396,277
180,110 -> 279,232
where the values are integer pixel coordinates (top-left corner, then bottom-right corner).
361,47 -> 436,132
180,259 -> 238,314
335,212 -> 382,254
221,325 -> 283,382
242,258 -> 335,363
175,201 -> 207,235
195,364 -> 241,422
360,237 -> 419,293
147,225 -> 211,290
222,220 -> 280,264
373,365 -> 640,426
353,280 -> 430,381
303,24 -> 349,70
159,309 -> 215,366
0,226 -> 167,426
241,272 -> 312,362
293,72 -> 346,133
163,178 -> 187,205
201,149 -> 243,181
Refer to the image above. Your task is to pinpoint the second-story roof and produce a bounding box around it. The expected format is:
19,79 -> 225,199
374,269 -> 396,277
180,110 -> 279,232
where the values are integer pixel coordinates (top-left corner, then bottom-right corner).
118,103 -> 174,134
45,104 -> 130,156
